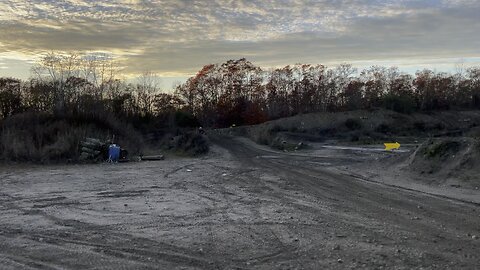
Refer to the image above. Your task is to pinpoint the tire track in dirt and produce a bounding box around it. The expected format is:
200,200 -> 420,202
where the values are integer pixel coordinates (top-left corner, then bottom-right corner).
211,135 -> 480,268
0,190 -> 222,269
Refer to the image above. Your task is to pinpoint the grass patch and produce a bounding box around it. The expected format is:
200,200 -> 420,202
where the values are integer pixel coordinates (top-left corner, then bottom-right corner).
423,140 -> 461,159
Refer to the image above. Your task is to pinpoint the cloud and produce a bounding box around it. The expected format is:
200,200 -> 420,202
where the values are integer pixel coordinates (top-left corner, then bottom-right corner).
0,0 -> 479,81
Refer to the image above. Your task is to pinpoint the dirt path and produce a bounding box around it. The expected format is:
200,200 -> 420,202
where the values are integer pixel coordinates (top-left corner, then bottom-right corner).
0,136 -> 479,269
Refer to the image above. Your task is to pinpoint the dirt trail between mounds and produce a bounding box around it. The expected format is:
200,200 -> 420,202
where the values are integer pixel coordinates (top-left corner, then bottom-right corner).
1,135 -> 479,269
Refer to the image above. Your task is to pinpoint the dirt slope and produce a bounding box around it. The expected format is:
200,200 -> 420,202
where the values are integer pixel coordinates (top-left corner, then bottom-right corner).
406,137 -> 480,187
221,109 -> 480,191
229,109 -> 480,146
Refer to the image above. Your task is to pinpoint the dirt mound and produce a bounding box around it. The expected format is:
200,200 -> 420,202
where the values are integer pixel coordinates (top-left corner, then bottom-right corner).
227,109 -> 480,147
407,137 -> 480,187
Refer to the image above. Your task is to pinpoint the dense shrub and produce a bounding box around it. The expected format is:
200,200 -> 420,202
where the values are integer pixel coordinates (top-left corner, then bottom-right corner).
383,94 -> 416,114
172,132 -> 209,156
375,123 -> 391,134
413,121 -> 426,132
344,118 -> 362,130
0,112 -> 143,163
175,111 -> 200,127
423,140 -> 461,159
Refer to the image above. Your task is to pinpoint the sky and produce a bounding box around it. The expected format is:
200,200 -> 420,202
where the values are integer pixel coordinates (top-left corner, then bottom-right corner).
0,0 -> 479,90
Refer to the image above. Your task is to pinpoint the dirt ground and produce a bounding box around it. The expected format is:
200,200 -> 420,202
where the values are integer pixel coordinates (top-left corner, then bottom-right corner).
0,135 -> 479,269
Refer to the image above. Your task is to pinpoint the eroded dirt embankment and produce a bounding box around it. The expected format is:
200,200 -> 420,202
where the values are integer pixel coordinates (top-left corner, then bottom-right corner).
217,109 -> 480,201
340,136 -> 480,204
1,135 -> 479,269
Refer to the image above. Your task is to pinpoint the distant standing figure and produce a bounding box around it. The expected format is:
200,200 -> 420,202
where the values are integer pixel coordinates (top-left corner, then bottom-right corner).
198,126 -> 205,134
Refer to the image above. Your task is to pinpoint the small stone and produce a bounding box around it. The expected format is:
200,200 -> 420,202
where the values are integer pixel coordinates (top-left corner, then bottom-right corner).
472,235 -> 478,240
124,204 -> 128,207
337,259 -> 343,263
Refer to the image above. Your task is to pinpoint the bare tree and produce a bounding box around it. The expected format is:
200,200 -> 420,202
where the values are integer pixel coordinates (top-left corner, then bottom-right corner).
31,52 -> 81,115
136,71 -> 161,116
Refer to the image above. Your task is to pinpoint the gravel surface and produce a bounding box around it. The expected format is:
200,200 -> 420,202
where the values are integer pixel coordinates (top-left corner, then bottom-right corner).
0,135 -> 479,269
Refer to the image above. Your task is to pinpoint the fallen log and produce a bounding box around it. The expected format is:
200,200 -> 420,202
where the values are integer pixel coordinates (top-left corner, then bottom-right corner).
80,141 -> 104,150
81,147 -> 101,155
85,137 -> 102,144
141,155 -> 165,161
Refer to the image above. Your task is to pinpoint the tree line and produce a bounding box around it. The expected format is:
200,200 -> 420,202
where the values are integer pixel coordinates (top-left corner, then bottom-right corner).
0,52 -> 183,126
1,54 -> 480,128
176,59 -> 480,127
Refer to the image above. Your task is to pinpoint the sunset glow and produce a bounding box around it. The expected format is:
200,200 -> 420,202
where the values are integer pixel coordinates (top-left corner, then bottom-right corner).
1,0 -> 479,88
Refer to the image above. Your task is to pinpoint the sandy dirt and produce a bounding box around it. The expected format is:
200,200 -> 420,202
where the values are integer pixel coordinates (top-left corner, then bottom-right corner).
302,141 -> 480,205
0,135 -> 479,269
